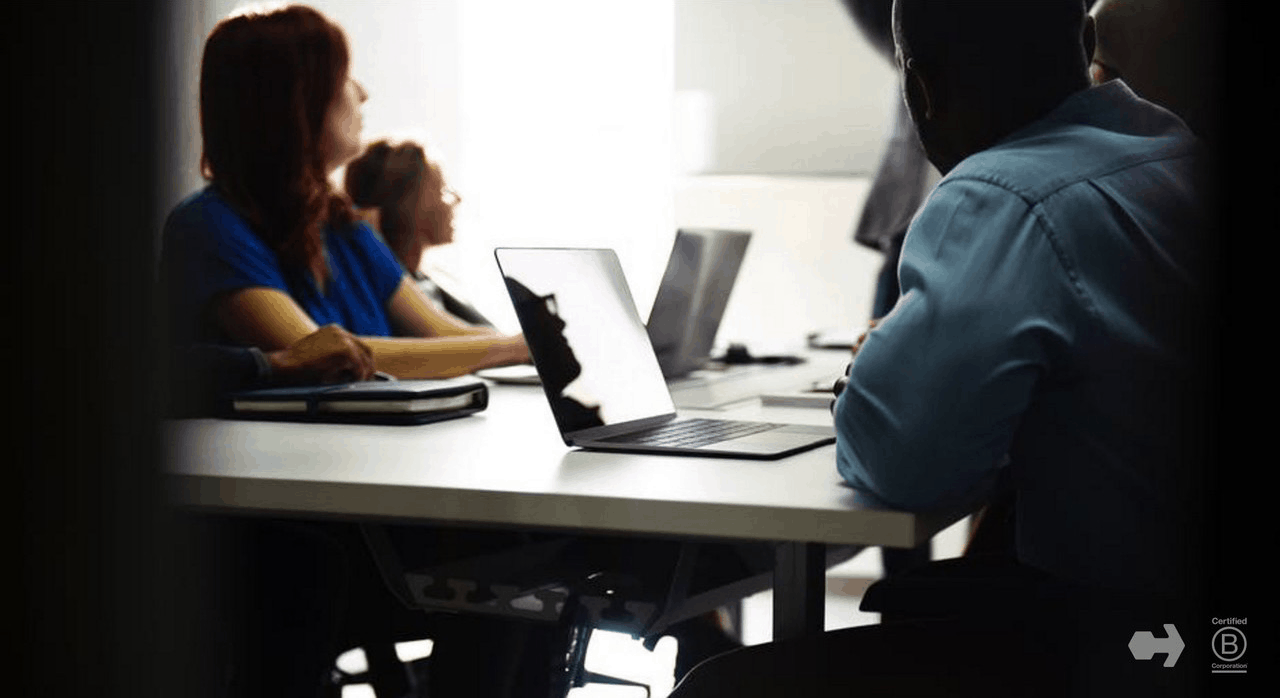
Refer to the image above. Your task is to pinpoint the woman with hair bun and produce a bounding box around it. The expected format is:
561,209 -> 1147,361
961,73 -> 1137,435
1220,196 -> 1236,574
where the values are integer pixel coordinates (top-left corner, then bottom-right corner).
345,139 -> 492,327
160,4 -> 526,380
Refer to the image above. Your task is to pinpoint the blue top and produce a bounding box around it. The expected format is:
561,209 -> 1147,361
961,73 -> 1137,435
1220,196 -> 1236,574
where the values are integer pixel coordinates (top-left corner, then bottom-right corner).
833,81 -> 1207,594
160,187 -> 406,344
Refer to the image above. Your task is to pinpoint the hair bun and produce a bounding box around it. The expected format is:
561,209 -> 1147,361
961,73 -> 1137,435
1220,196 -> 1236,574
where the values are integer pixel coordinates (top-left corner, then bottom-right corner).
345,140 -> 393,207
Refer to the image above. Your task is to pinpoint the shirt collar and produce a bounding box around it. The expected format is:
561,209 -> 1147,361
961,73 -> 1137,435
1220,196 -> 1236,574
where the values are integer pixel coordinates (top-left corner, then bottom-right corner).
1034,80 -> 1192,139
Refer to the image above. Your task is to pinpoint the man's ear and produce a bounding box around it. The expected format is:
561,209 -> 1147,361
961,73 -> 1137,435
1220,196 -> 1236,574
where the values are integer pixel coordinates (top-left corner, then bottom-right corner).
903,57 -> 934,122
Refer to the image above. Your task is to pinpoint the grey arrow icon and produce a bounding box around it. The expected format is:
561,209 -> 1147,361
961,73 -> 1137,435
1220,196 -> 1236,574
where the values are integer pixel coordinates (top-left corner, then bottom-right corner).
1129,624 -> 1184,667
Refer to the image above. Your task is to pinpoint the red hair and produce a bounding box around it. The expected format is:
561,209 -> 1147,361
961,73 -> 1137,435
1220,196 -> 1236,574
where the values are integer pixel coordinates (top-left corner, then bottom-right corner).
199,4 -> 356,286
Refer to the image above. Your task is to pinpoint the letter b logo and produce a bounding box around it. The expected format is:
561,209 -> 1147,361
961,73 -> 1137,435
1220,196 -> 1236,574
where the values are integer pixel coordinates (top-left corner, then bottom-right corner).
1212,627 -> 1246,662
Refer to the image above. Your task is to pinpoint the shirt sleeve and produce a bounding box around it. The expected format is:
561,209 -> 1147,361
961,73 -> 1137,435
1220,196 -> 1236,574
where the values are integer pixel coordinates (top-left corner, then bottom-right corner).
833,178 -> 1073,510
163,193 -> 292,327
347,221 -> 407,305
167,343 -> 268,417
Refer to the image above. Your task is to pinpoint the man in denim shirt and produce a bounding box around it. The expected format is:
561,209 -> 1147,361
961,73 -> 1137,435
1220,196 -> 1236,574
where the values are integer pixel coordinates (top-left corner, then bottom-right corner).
835,0 -> 1207,597
671,2 -> 1210,695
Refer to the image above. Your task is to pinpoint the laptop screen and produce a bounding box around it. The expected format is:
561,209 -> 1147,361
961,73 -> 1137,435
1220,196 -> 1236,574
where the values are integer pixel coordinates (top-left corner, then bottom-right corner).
496,248 -> 676,434
647,229 -> 751,378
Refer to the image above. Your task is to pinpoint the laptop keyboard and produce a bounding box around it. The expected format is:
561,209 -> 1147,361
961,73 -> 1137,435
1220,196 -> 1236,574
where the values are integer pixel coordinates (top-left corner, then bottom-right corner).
605,418 -> 778,448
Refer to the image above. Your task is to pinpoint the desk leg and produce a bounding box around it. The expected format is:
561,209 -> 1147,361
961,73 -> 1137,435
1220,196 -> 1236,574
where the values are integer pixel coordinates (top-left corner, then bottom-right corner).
772,542 -> 825,641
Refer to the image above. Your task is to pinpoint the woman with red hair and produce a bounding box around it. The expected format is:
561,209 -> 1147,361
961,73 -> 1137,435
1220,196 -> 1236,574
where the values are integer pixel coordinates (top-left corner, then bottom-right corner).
161,4 -> 527,379
160,7 -> 562,697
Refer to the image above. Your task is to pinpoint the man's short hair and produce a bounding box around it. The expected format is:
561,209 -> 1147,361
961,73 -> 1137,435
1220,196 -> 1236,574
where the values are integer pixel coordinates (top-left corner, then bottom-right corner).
894,0 -> 1090,90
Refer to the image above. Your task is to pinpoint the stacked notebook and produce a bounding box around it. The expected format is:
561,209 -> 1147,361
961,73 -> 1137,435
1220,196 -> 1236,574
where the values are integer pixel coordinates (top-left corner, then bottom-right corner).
229,376 -> 488,425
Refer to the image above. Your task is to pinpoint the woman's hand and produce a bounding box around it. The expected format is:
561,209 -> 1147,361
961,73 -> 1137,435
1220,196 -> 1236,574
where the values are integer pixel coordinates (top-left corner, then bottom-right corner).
266,324 -> 375,384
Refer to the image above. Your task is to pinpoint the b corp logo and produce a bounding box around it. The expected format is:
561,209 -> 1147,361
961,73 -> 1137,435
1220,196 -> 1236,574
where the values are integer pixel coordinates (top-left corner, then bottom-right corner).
1211,627 -> 1247,662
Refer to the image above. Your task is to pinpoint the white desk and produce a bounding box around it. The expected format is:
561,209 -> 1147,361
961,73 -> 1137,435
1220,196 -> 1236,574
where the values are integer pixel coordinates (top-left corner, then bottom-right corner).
166,355 -> 965,640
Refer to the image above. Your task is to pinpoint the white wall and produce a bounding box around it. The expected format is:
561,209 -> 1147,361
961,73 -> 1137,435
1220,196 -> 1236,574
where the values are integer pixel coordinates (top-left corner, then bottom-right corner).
160,0 -> 900,192
155,0 -> 239,242
315,0 -> 462,172
675,0 -> 899,175
444,0 -> 675,332
674,176 -> 883,351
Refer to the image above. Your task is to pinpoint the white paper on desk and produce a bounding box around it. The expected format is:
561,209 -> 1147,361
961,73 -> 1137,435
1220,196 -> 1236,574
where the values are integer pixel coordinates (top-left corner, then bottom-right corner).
759,392 -> 834,409
475,365 -> 542,385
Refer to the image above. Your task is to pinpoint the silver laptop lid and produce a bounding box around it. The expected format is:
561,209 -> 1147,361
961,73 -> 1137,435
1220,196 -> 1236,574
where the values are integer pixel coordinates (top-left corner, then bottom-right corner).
495,248 -> 676,437
646,229 -> 752,378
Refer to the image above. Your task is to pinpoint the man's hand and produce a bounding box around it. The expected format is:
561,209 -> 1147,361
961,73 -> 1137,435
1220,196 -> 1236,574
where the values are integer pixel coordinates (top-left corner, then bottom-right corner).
831,319 -> 879,413
265,324 -> 376,385
850,318 -> 879,358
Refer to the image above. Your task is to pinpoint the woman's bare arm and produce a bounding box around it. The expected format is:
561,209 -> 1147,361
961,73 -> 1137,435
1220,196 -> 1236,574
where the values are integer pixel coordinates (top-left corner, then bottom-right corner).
216,287 -> 528,378
387,276 -> 501,338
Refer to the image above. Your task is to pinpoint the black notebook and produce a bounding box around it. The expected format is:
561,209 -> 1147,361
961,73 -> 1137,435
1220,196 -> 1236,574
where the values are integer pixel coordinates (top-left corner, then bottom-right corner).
229,376 -> 489,425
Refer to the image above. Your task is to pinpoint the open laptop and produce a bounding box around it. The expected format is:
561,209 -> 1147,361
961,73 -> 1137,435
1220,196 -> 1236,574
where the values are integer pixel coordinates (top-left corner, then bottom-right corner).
495,247 -> 834,459
479,229 -> 749,385
646,229 -> 751,379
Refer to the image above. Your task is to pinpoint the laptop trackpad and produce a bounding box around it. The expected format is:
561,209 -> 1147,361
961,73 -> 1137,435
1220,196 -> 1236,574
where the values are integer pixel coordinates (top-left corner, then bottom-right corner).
705,425 -> 835,454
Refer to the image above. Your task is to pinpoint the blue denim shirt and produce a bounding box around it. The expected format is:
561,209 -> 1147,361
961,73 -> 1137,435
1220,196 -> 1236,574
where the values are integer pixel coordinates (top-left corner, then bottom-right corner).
834,81 -> 1207,593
